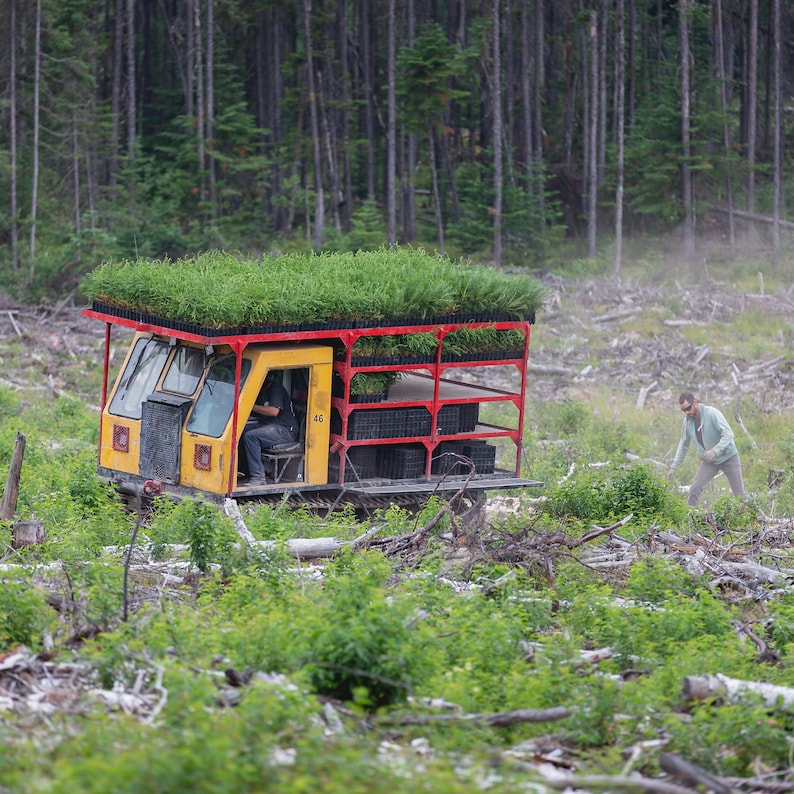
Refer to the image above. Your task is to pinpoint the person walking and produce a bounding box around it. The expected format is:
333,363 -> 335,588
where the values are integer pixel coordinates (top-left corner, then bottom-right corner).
667,392 -> 746,506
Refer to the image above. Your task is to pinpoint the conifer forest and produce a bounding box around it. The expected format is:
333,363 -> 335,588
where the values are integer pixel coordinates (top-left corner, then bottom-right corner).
1,0 -> 794,294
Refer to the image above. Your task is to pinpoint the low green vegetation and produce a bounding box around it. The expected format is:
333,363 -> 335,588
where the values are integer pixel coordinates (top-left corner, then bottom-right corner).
3,259 -> 794,790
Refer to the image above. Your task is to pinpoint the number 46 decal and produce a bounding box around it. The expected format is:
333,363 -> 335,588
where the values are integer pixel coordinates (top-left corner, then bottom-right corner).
312,414 -> 325,422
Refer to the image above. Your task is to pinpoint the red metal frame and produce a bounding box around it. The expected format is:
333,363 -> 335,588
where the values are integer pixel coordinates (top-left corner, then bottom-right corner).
84,309 -> 531,490
327,321 -> 531,484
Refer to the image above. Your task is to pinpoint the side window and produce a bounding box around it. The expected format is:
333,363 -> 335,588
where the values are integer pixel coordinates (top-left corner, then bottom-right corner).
187,356 -> 252,438
108,338 -> 170,419
162,346 -> 205,395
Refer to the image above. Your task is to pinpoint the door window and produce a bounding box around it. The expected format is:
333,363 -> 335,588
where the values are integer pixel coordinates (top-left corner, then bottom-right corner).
187,355 -> 252,438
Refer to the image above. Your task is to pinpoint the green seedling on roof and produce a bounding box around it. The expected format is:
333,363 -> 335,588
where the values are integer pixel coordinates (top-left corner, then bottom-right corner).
82,247 -> 547,329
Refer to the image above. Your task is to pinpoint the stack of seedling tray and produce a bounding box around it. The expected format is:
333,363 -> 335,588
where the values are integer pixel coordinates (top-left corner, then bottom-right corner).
430,440 -> 496,474
375,408 -> 406,439
347,411 -> 383,440
377,445 -> 427,479
460,440 -> 496,473
431,441 -> 466,474
457,403 -> 480,433
329,447 -> 378,481
436,405 -> 459,435
403,407 -> 432,437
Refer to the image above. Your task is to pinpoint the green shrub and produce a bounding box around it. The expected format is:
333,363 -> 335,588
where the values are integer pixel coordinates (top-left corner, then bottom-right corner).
708,494 -> 759,532
625,557 -> 702,603
0,579 -> 56,650
148,498 -> 240,575
664,700 -> 794,777
304,550 -> 437,708
545,462 -> 684,525
562,587 -> 736,670
554,399 -> 589,437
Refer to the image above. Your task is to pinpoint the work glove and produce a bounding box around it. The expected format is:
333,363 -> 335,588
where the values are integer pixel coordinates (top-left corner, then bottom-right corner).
700,448 -> 717,464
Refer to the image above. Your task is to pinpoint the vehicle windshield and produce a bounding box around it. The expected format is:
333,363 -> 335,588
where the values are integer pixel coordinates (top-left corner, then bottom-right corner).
162,345 -> 205,395
187,355 -> 251,438
108,337 -> 170,419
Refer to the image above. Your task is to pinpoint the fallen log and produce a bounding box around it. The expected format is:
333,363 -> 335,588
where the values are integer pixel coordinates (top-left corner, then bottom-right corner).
377,705 -> 571,727
527,364 -> 573,377
659,752 -> 731,794
683,673 -> 794,709
540,773 -> 705,794
710,204 -> 794,231
593,307 -> 642,323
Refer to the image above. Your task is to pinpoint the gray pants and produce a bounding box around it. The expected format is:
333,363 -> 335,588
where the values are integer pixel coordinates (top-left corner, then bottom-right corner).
687,453 -> 745,506
242,422 -> 296,479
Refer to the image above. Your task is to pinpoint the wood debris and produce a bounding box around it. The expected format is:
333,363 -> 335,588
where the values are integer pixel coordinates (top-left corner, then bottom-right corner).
524,274 -> 794,415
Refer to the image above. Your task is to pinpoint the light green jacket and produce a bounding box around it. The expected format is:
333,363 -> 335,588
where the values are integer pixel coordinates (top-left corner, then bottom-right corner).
671,405 -> 739,471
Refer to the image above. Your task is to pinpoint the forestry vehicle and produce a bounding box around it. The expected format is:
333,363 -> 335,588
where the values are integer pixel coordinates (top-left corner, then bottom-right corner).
83,251 -> 543,509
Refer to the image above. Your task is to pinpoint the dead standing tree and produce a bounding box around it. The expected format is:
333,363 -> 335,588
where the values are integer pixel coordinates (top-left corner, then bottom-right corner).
0,432 -> 45,548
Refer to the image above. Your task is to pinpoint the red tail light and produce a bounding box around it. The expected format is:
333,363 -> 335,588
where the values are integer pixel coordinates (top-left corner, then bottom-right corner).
194,443 -> 212,471
112,424 -> 129,452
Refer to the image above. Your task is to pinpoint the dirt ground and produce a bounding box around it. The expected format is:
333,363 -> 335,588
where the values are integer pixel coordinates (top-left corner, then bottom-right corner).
1,273 -> 793,416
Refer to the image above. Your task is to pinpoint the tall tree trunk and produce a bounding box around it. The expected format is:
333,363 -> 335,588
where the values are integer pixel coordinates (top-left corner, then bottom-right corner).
109,0 -> 123,188
340,0 -> 353,232
317,69 -> 341,233
194,1 -> 206,213
492,0 -> 503,266
715,0 -> 735,259
206,0 -> 217,220
597,0 -> 607,186
429,125 -> 444,255
520,0 -> 534,197
614,0 -> 625,278
386,0 -> 397,245
562,2 -> 577,170
534,0 -> 545,235
746,0 -> 758,214
587,9 -> 598,258
186,0 -> 195,118
9,0 -> 19,270
404,0 -> 418,241
29,0 -> 42,272
126,0 -> 136,213
772,0 -> 782,263
72,111 -> 82,266
304,0 -> 324,249
627,0 -> 635,129
503,0 -> 514,171
679,0 -> 695,260
361,0 -> 376,200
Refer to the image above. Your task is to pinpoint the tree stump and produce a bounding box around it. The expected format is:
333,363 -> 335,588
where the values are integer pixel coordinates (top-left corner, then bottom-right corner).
12,520 -> 46,549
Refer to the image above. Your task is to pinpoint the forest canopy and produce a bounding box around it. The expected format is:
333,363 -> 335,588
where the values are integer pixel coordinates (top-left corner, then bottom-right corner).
1,0 -> 793,297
